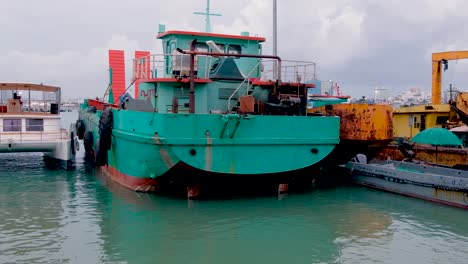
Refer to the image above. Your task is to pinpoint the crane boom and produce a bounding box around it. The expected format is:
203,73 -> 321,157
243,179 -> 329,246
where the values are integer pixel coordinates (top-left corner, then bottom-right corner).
432,50 -> 468,104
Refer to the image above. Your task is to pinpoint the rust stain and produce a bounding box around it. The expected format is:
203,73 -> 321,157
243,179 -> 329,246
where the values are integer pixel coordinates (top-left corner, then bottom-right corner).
187,184 -> 201,199
205,130 -> 213,171
433,188 -> 467,204
153,133 -> 175,169
378,143 -> 468,167
313,104 -> 393,141
229,159 -> 236,174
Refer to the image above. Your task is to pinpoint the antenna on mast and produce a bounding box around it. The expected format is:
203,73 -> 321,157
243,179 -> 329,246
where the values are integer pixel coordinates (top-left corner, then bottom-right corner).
273,0 -> 278,79
194,0 -> 222,32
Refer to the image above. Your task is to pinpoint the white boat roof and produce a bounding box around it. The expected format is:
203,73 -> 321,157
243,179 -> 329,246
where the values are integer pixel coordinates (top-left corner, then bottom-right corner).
450,125 -> 468,132
0,83 -> 60,93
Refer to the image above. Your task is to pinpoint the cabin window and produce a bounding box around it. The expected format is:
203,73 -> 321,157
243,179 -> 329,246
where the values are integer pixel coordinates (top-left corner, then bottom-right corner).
219,88 -> 238,99
216,44 -> 225,51
26,119 -> 44,132
435,116 -> 449,125
166,41 -> 177,75
195,43 -> 209,52
227,45 -> 242,55
3,119 -> 21,132
208,43 -> 225,52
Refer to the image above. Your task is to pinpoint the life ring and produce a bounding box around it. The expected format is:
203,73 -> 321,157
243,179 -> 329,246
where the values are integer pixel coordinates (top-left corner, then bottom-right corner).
99,108 -> 113,151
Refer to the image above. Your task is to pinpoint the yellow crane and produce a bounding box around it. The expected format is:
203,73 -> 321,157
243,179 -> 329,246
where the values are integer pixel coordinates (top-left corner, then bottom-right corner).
393,51 -> 467,138
432,50 -> 468,104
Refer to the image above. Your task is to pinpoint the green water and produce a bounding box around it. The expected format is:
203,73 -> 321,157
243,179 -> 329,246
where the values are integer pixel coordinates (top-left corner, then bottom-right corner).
1,112 -> 468,264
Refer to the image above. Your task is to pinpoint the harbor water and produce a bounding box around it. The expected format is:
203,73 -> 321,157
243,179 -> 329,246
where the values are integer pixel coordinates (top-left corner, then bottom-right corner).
1,112 -> 468,264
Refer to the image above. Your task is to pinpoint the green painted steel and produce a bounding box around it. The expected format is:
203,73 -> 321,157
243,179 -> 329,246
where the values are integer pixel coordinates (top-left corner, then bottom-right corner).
79,106 -> 339,178
78,29 -> 342,185
108,68 -> 114,104
307,97 -> 349,109
157,32 -> 262,79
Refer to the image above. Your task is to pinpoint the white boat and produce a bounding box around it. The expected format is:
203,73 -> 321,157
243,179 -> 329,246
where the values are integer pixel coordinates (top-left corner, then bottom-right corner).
345,154 -> 468,209
0,83 -> 78,166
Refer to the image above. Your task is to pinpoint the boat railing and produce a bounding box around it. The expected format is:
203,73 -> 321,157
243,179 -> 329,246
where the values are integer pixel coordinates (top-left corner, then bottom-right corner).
227,59 -> 265,111
227,59 -> 317,111
132,53 -> 214,80
261,60 -> 317,83
0,100 -> 60,113
0,124 -> 70,143
133,54 -> 316,83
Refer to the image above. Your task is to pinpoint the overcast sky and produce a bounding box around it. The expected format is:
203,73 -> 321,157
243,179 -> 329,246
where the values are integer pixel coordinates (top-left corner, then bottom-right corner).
2,0 -> 468,99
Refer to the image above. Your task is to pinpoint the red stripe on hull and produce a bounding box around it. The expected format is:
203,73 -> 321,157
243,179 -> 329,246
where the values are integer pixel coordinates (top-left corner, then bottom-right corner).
356,181 -> 468,210
101,165 -> 159,192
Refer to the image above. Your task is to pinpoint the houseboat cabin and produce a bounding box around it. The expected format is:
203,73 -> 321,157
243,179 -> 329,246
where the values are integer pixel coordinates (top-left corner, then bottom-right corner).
0,83 -> 76,163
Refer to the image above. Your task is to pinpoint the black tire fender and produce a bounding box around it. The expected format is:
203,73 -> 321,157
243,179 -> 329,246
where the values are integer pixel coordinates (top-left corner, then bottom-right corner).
95,140 -> 108,166
83,131 -> 94,154
76,120 -> 85,140
70,131 -> 76,156
99,108 -> 113,151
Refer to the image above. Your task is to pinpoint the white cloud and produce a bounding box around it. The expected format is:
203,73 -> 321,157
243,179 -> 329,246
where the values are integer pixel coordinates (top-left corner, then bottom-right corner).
2,0 -> 468,98
213,1 -> 365,70
0,34 -> 141,98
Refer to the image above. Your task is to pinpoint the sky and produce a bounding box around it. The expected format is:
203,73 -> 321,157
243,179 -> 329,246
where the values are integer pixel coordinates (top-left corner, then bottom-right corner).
2,0 -> 468,99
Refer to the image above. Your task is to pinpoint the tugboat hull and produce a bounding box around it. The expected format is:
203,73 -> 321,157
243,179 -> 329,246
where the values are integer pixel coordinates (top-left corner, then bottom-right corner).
79,108 -> 340,192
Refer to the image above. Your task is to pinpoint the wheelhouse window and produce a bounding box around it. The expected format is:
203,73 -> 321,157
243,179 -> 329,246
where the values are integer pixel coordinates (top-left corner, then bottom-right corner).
207,43 -> 225,52
435,116 -> 449,125
227,45 -> 242,55
195,42 -> 209,52
26,119 -> 44,132
3,119 -> 21,132
216,44 -> 225,52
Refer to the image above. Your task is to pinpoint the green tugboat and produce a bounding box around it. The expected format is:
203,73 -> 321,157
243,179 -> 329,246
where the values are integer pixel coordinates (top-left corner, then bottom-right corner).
77,20 -> 340,196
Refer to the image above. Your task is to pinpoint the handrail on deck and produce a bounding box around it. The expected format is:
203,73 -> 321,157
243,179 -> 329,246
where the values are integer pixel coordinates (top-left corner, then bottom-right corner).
132,53 -> 213,80
133,53 -> 316,84
0,124 -> 69,143
227,59 -> 265,111
132,50 -> 317,113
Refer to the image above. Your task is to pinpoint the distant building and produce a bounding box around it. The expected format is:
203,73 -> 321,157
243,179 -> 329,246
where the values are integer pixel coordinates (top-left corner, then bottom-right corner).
391,87 -> 431,108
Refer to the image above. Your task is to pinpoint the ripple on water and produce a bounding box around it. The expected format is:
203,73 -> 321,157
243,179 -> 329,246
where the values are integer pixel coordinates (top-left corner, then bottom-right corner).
1,142 -> 468,264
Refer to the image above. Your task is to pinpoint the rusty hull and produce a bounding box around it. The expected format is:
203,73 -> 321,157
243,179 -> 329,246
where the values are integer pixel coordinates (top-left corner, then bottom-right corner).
377,144 -> 468,167
309,103 -> 394,167
455,92 -> 468,114
313,103 -> 393,141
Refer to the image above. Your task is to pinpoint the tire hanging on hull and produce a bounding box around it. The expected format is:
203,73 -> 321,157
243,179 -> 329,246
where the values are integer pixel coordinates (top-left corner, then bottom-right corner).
83,131 -> 95,162
95,140 -> 107,166
96,107 -> 113,166
76,120 -> 85,140
70,131 -> 76,156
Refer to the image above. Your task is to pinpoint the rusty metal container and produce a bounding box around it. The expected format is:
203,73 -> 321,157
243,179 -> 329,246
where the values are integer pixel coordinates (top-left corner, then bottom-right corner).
377,144 -> 468,167
311,103 -> 394,166
314,103 -> 393,142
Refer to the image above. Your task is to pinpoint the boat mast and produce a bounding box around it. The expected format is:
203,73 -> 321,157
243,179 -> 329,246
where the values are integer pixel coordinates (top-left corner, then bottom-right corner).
273,0 -> 278,79
194,0 -> 222,32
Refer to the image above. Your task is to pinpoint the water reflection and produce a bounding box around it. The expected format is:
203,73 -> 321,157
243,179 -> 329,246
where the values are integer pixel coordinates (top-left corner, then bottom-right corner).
332,187 -> 468,264
86,169 -> 468,264
0,109 -> 467,264
90,174 -> 392,264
